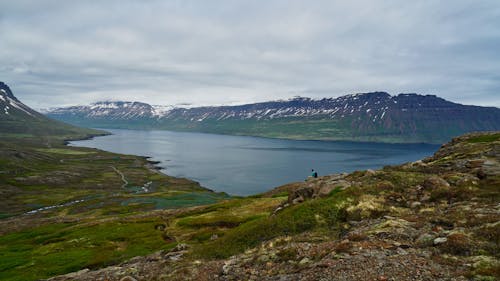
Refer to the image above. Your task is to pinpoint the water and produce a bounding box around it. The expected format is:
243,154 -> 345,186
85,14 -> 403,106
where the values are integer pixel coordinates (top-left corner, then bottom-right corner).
70,129 -> 440,196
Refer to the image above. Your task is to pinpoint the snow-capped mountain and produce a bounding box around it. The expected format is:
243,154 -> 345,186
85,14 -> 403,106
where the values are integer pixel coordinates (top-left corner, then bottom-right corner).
0,82 -> 102,136
159,92 -> 458,121
47,101 -> 175,119
0,82 -> 42,119
46,92 -> 500,143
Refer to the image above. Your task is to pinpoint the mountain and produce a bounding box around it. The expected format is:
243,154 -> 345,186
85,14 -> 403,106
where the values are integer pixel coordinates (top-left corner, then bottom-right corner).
46,92 -> 500,143
45,101 -> 172,130
0,82 -> 103,138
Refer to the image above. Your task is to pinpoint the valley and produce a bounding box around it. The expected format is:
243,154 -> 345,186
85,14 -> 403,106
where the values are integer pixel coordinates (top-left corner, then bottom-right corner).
0,82 -> 499,280
0,134 -> 231,281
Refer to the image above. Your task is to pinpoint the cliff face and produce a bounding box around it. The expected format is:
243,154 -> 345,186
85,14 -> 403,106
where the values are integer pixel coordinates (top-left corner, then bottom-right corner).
48,132 -> 500,281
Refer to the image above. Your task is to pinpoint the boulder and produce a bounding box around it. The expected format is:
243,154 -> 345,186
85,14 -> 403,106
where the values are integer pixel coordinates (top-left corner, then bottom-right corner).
423,176 -> 450,190
433,237 -> 448,245
415,233 -> 436,247
288,187 -> 314,204
317,180 -> 351,197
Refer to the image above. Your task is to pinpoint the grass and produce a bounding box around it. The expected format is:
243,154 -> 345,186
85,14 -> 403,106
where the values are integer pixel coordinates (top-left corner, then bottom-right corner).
0,219 -> 175,281
466,133 -> 500,143
191,191 -> 350,259
0,134 -> 234,280
35,148 -> 95,155
121,192 -> 230,210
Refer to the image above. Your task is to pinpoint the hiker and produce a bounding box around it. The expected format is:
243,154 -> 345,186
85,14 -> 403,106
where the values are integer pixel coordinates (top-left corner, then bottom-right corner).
311,169 -> 318,178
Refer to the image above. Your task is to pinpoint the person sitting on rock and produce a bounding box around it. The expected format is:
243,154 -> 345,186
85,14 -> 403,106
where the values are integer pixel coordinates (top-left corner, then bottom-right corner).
311,169 -> 318,178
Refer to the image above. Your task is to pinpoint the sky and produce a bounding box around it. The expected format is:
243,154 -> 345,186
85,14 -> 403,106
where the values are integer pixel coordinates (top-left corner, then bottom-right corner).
0,0 -> 499,109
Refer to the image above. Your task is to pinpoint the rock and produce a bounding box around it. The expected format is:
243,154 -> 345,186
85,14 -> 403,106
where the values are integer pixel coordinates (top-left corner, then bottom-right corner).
288,187 -> 314,204
433,237 -> 448,245
410,201 -> 422,209
120,277 -> 138,281
370,219 -> 419,240
396,247 -> 408,255
299,257 -> 311,265
366,169 -> 376,176
58,269 -> 90,278
257,255 -> 270,263
173,243 -> 189,252
417,251 -> 432,259
317,180 -> 351,197
420,193 -> 431,202
416,233 -> 436,247
466,159 -> 485,169
476,169 -> 487,179
292,195 -> 304,204
423,176 -> 450,190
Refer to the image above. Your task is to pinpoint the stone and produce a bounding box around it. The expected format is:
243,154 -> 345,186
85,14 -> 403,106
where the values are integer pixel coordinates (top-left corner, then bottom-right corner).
299,257 -> 311,265
60,269 -> 90,278
433,237 -> 448,245
366,169 -> 376,176
288,186 -> 315,204
396,247 -> 408,255
410,201 -> 422,208
120,277 -> 138,281
292,195 -> 305,204
423,176 -> 450,190
257,255 -> 270,263
172,243 -> 189,251
466,159 -> 485,169
420,194 -> 431,202
416,233 -> 436,247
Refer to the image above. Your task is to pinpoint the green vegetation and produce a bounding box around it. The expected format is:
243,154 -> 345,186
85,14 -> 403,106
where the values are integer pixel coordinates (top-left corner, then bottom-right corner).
35,148 -> 96,155
2,101 -> 499,281
0,133 -> 230,281
466,133 -> 500,143
192,193 -> 349,259
0,218 -> 175,281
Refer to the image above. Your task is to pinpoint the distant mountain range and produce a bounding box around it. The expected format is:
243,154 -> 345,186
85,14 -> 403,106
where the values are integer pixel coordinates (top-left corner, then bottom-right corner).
0,82 -> 102,138
45,91 -> 500,143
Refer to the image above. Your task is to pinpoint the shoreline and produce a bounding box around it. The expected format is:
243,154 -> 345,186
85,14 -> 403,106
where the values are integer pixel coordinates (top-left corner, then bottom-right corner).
65,132 -> 217,194
66,128 -> 441,197
63,126 -> 443,145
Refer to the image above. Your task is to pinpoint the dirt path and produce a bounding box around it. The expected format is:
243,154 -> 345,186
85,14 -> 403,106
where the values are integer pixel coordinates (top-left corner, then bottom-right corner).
110,166 -> 128,188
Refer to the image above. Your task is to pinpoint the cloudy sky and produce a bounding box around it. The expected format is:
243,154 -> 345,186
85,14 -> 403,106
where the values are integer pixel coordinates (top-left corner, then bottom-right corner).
1,0 -> 499,109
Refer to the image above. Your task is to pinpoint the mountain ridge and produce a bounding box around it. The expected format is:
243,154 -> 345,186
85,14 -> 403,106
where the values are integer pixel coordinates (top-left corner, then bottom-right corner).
46,91 -> 500,143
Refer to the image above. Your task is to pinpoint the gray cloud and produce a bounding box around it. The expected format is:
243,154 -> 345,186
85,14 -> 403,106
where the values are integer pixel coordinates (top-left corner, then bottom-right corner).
0,0 -> 499,109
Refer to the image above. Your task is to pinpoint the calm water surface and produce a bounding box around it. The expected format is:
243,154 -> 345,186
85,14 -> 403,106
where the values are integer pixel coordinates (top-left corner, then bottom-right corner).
70,129 -> 439,196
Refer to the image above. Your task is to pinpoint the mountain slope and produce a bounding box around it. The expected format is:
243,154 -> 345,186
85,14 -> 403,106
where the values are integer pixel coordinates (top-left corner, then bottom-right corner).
46,92 -> 500,143
0,82 -> 103,138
